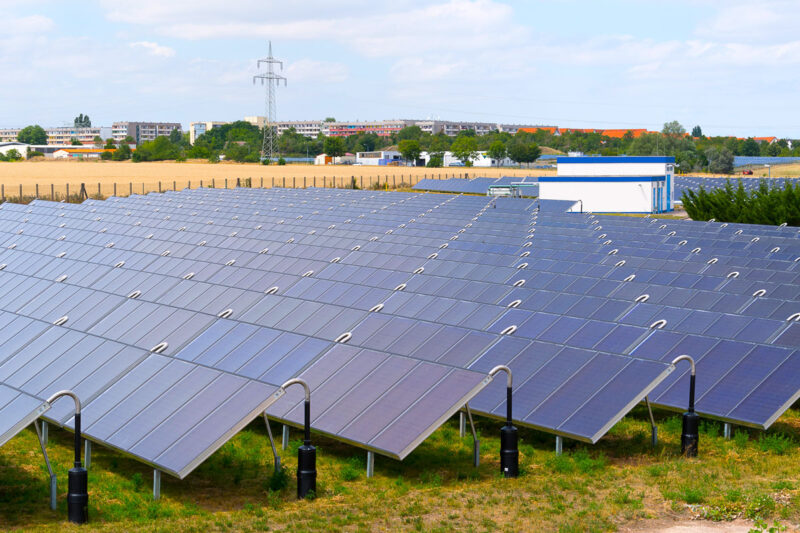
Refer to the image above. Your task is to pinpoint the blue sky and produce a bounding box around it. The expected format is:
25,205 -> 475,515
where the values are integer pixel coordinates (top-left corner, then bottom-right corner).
1,0 -> 798,137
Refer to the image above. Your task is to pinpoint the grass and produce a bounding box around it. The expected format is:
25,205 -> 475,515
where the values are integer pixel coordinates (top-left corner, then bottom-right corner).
1,405 -> 798,532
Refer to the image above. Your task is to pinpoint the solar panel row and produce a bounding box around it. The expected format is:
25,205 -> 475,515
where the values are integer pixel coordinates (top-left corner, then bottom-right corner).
1,185 -> 798,483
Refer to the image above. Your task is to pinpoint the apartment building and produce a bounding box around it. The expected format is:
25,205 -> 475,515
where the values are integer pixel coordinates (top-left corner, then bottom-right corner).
0,126 -> 111,145
112,122 -> 181,144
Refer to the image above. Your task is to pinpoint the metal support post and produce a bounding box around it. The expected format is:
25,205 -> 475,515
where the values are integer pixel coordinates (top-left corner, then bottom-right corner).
465,403 -> 480,467
153,469 -> 161,501
84,440 -> 91,469
644,396 -> 658,447
366,451 -> 374,478
35,420 -> 57,511
282,425 -> 289,450
263,412 -> 281,472
555,436 -> 563,455
724,423 -> 731,439
459,412 -> 466,438
41,420 -> 48,445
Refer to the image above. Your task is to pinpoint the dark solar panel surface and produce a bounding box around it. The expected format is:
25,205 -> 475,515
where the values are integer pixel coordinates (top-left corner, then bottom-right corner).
0,184 -> 797,474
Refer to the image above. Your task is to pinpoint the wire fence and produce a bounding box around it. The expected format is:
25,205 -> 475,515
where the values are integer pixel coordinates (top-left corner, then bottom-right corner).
0,172 -> 476,204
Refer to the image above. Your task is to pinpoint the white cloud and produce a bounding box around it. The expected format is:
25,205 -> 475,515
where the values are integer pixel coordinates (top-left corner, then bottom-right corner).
129,41 -> 176,58
286,59 -> 348,83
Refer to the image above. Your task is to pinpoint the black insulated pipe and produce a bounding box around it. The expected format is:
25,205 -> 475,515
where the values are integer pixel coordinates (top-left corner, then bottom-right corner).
672,355 -> 699,457
281,378 -> 316,498
46,390 -> 88,524
490,366 -> 518,478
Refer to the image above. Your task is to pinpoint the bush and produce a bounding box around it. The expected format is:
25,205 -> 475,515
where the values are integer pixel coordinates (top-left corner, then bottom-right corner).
278,157 -> 286,165
682,180 -> 800,226
100,150 -> 113,160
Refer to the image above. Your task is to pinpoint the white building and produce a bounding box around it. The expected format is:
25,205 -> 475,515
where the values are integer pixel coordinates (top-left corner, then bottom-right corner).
540,156 -> 675,213
0,142 -> 29,158
419,151 -> 514,167
112,122 -> 181,144
356,150 -> 402,165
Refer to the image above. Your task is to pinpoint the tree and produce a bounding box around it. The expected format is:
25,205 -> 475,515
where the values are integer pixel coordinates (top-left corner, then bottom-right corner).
17,125 -> 47,145
169,128 -> 183,145
74,114 -> 91,128
112,143 -> 131,161
323,136 -> 346,159
705,146 -> 734,174
397,126 -> 423,141
450,136 -> 478,166
662,121 -> 686,137
93,136 -> 103,147
740,138 -> 760,157
324,117 -> 336,122
100,150 -> 113,161
508,142 -> 541,167
3,149 -> 22,161
70,138 -> 82,146
691,125 -> 703,138
104,138 -> 116,149
486,140 -> 507,166
398,139 -> 421,165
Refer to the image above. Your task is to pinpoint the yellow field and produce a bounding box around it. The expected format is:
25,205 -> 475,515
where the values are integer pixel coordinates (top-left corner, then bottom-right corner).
0,160 -> 552,200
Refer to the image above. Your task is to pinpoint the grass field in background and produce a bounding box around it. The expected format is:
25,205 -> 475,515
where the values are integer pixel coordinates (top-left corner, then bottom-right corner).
1,406 -> 798,532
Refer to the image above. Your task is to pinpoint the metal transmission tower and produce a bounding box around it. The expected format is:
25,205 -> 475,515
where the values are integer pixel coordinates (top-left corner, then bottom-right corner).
253,41 -> 287,163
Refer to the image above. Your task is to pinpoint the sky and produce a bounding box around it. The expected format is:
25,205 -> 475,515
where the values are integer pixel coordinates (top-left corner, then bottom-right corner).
1,0 -> 798,137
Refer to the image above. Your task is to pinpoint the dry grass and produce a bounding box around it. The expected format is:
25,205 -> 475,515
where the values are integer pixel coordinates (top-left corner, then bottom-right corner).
0,161 -> 554,199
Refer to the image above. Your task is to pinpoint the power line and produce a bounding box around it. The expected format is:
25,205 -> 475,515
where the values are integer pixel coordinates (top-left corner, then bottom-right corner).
253,41 -> 287,162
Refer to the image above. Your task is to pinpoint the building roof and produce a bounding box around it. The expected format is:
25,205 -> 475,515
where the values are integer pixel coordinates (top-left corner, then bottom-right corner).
55,148 -> 115,154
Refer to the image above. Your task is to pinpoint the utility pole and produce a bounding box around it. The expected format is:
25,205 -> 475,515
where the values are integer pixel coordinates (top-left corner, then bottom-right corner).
253,41 -> 287,163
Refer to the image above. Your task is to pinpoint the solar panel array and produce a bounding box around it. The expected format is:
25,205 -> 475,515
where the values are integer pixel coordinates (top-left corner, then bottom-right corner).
414,176 -> 538,195
0,383 -> 49,447
0,186 -> 798,478
674,176 -> 800,201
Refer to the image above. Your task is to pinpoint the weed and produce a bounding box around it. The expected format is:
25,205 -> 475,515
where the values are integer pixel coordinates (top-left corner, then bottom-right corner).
267,465 -> 289,492
745,494 -> 776,520
758,433 -> 794,455
131,472 -> 143,492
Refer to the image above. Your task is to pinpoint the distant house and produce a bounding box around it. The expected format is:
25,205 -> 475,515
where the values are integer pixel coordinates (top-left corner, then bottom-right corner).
53,147 -> 114,159
0,142 -> 29,158
313,153 -> 355,165
753,137 -> 778,144
356,150 -> 402,165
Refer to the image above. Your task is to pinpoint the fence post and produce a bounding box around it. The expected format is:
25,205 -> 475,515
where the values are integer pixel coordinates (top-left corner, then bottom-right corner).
188,180 -> 191,190
261,177 -> 264,188
173,180 -> 176,191
200,180 -> 203,188
35,183 -> 39,199
225,178 -> 228,189
313,177 -> 316,188
114,182 -> 117,196
19,184 -> 22,202
304,176 -> 306,188
212,178 -> 215,188
293,177 -> 296,188
97,183 -> 101,197
159,181 -> 162,193
283,177 -> 286,188
129,182 -> 132,196
51,183 -> 54,200
323,176 -> 326,188
66,183 -> 69,199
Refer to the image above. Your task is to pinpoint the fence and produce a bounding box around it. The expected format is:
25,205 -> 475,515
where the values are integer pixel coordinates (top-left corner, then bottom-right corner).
0,172 -> 474,204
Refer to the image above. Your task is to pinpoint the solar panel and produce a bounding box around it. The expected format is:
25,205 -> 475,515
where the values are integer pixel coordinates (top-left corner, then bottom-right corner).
0,383 -> 49,447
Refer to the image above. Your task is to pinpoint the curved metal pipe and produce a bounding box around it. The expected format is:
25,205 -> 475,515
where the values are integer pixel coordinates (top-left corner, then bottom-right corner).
46,390 -> 81,467
489,365 -> 513,425
281,378 -> 311,443
671,355 -> 696,412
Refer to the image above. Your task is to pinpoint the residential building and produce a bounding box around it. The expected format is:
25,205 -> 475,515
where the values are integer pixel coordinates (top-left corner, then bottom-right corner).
326,120 -> 411,137
112,122 -> 181,144
419,151 -> 514,167
0,127 -> 111,145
